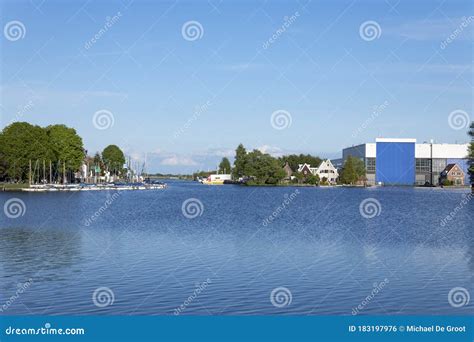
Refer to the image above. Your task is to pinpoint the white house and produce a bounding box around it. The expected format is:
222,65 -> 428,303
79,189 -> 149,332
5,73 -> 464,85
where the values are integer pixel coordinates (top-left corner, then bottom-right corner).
315,159 -> 338,184
297,159 -> 339,184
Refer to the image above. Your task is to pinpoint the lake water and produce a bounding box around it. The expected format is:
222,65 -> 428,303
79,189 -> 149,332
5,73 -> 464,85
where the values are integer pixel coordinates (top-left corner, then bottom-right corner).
0,181 -> 472,315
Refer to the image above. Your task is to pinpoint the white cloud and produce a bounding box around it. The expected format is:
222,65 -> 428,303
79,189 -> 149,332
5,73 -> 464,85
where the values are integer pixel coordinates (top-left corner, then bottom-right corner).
161,155 -> 198,166
386,17 -> 473,41
257,144 -> 284,156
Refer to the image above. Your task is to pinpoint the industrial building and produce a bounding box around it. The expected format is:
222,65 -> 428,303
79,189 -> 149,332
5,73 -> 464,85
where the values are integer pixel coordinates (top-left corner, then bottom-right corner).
340,138 -> 470,186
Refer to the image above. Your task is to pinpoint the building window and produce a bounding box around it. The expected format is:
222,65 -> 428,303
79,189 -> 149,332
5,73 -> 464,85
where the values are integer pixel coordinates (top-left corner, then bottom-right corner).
432,159 -> 447,173
366,158 -> 376,173
415,158 -> 431,172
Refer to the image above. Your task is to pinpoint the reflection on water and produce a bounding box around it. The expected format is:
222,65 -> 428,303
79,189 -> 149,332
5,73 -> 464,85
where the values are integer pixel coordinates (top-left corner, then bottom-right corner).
0,182 -> 472,315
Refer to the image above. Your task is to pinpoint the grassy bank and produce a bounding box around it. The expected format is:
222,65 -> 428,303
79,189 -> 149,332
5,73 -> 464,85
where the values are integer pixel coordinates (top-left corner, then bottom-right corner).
0,183 -> 29,191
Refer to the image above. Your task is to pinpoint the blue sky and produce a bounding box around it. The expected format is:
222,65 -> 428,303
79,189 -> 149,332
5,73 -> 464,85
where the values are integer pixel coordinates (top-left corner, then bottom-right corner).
1,0 -> 472,173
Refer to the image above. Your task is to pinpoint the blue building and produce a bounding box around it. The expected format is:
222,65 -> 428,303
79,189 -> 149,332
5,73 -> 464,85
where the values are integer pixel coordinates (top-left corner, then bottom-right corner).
341,138 -> 470,186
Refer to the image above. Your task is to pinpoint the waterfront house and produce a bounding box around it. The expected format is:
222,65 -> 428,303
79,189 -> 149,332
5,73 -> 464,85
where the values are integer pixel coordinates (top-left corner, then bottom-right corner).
297,160 -> 339,184
440,163 -> 465,186
315,159 -> 339,184
282,161 -> 293,179
297,163 -> 316,177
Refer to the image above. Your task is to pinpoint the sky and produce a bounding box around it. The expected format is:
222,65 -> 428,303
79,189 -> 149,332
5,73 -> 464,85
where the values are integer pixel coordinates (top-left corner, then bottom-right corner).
0,0 -> 472,173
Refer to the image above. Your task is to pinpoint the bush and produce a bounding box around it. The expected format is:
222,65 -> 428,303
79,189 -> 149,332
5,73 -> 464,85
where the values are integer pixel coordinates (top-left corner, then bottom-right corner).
441,179 -> 453,186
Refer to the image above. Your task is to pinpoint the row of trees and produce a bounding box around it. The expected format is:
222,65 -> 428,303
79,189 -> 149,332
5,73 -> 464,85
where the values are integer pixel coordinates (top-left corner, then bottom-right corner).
233,144 -> 286,184
212,144 -> 366,186
232,144 -> 337,185
0,122 -> 125,183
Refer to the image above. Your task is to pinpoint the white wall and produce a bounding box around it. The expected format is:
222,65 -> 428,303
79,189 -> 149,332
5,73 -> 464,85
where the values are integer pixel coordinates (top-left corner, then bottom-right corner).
415,144 -> 469,158
365,143 -> 376,158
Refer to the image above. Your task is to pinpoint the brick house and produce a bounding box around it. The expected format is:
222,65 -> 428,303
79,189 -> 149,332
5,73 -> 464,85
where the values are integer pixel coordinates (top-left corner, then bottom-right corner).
440,163 -> 465,186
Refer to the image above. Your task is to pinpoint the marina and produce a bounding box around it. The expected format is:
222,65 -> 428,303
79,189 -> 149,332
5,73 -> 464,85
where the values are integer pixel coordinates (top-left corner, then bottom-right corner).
19,182 -> 167,192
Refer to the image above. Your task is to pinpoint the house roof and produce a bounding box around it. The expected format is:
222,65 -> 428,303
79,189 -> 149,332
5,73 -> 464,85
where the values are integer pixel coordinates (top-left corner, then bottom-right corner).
443,163 -> 457,173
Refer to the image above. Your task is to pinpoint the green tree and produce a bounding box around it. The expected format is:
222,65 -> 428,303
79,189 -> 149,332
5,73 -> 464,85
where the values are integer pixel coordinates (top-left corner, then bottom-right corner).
244,149 -> 285,185
46,124 -> 85,171
340,156 -> 358,184
306,173 -> 320,185
101,145 -> 125,176
294,171 -> 304,184
339,156 -> 366,185
0,122 -> 54,181
279,154 -> 322,172
233,144 -> 247,180
218,157 -> 232,174
353,157 -> 366,182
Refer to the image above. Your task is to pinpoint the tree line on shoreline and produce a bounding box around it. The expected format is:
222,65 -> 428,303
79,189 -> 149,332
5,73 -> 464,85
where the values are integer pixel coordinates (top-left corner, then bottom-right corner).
0,122 -> 125,183
194,144 -> 366,186
196,122 -> 474,187
2,121 -> 472,187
